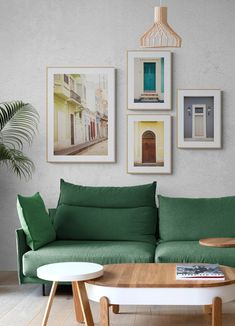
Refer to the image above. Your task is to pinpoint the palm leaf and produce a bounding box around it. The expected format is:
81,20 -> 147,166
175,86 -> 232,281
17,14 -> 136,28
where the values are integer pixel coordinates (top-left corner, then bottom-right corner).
0,101 -> 39,149
0,144 -> 35,179
0,101 -> 39,179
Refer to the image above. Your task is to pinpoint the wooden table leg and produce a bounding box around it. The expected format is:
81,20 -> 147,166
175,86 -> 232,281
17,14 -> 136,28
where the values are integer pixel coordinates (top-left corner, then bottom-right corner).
100,297 -> 109,326
72,282 -> 84,323
112,304 -> 119,314
42,281 -> 58,326
203,305 -> 212,314
75,281 -> 94,326
212,297 -> 222,326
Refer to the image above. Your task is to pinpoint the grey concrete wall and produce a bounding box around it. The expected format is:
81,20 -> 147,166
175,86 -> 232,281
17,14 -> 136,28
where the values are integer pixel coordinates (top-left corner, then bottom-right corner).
0,0 -> 235,270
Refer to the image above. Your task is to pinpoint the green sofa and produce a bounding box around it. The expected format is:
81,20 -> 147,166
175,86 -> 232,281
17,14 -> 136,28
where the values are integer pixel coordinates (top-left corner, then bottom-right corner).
16,180 -> 235,285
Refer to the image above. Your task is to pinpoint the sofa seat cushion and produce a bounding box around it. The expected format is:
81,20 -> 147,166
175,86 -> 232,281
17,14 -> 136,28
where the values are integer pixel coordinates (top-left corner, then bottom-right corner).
155,241 -> 235,267
23,240 -> 156,278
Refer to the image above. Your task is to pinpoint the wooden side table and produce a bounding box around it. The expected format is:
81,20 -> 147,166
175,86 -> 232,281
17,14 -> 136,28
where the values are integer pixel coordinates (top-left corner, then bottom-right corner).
199,238 -> 235,248
37,262 -> 103,326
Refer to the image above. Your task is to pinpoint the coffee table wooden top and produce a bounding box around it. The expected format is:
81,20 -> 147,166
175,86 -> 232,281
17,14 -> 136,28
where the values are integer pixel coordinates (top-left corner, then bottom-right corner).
199,238 -> 235,248
87,263 -> 235,288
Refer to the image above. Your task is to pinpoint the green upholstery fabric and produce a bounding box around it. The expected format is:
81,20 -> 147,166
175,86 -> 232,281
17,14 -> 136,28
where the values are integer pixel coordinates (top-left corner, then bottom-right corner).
54,205 -> 157,243
23,240 -> 155,278
158,195 -> 235,241
17,193 -> 56,250
16,229 -> 30,284
58,179 -> 156,208
54,180 -> 157,242
155,241 -> 235,268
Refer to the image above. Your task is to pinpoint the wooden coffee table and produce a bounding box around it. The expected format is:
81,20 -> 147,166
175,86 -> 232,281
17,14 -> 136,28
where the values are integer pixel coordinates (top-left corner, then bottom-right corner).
86,263 -> 235,326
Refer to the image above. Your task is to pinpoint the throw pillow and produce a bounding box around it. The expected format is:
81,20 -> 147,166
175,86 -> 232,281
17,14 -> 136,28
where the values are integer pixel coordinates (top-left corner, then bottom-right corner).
17,192 -> 56,250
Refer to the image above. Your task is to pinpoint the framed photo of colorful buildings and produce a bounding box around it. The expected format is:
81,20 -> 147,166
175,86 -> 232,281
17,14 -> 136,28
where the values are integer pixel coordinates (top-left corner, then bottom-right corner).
177,89 -> 221,148
127,51 -> 171,110
47,67 -> 115,162
127,115 -> 171,174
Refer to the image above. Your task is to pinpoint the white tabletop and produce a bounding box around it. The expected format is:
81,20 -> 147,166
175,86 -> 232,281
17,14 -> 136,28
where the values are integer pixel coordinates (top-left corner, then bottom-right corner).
37,262 -> 104,282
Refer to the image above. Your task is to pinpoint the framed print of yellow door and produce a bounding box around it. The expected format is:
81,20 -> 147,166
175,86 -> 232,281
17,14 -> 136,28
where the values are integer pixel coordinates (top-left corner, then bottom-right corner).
127,114 -> 171,174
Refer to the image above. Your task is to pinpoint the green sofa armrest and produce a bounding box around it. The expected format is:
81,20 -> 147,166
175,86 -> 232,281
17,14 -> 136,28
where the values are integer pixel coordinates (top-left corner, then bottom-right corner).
16,228 -> 30,284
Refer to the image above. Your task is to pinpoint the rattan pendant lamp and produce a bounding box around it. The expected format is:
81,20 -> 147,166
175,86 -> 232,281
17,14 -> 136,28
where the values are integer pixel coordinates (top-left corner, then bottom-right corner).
140,1 -> 182,48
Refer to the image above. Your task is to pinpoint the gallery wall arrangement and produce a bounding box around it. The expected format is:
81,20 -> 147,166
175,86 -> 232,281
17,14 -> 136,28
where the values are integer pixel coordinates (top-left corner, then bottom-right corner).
46,49 -> 222,173
45,5 -> 222,175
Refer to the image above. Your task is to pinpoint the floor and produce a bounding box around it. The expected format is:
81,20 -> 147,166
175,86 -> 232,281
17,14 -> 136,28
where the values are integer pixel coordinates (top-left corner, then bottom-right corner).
1,272 -> 235,326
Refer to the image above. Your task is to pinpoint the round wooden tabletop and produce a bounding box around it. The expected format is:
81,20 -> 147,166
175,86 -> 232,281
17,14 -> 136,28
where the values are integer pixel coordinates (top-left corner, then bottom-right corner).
86,263 -> 235,288
199,238 -> 235,248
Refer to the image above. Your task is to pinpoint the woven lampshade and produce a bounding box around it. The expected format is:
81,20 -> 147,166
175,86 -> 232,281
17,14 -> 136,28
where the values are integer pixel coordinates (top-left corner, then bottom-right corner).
140,6 -> 182,48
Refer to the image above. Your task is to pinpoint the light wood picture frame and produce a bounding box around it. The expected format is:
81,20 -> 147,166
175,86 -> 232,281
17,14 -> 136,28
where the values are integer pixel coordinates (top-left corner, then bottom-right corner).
47,67 -> 115,162
177,89 -> 221,148
127,51 -> 171,110
127,114 -> 171,174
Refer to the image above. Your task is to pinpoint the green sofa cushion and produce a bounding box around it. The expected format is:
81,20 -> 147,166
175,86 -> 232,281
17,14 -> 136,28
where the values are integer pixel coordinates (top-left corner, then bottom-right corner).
54,204 -> 157,243
17,193 -> 56,250
23,240 -> 155,278
155,241 -> 235,268
158,195 -> 235,241
58,179 -> 156,208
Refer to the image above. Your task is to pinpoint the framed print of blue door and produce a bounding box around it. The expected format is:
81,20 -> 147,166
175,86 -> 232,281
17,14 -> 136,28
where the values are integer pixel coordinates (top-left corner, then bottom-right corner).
144,62 -> 156,92
127,51 -> 171,110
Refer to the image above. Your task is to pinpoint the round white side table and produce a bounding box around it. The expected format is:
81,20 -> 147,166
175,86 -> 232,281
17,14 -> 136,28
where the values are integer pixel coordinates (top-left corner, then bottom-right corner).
37,262 -> 103,326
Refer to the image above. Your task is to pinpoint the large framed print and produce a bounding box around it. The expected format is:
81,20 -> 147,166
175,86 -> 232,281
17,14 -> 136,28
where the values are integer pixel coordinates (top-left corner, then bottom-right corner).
127,51 -> 171,110
177,89 -> 221,148
127,115 -> 171,174
47,67 -> 115,162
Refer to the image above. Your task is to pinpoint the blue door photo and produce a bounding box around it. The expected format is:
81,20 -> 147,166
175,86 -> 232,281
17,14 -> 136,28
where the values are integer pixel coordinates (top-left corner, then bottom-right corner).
144,62 -> 156,92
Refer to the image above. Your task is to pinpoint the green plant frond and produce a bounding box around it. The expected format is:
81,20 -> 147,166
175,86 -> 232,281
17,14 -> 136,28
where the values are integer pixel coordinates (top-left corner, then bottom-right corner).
0,101 -> 23,129
0,102 -> 39,149
0,144 -> 35,179
1,128 -> 35,148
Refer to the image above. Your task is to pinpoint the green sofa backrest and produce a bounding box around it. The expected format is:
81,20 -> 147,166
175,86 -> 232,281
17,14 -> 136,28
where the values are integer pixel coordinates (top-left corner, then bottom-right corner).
54,180 -> 157,243
58,179 -> 156,208
159,195 -> 235,241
